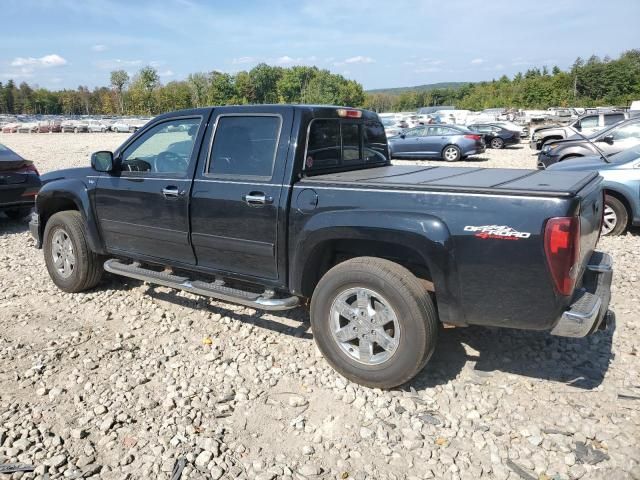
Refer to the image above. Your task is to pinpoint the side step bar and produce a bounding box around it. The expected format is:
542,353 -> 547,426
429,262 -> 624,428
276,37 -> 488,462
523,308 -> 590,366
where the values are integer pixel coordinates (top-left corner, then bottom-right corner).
104,259 -> 300,311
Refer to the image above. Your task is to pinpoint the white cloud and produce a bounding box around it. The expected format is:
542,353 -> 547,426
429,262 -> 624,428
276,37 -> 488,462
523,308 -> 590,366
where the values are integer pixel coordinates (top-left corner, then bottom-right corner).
92,44 -> 108,52
11,54 -> 67,68
343,56 -> 374,64
159,69 -> 174,77
470,58 -> 485,65
275,55 -> 298,65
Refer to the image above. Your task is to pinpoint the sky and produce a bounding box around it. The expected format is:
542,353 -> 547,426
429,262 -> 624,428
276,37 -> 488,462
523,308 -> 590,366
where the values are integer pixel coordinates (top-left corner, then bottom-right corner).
1,0 -> 639,91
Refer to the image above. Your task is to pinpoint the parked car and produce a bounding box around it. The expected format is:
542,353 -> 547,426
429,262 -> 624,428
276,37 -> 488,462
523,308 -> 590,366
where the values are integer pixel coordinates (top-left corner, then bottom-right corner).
548,145 -> 640,235
530,111 -> 631,150
537,117 -> 640,168
1,123 -> 19,133
388,124 -> 485,161
61,121 -> 88,133
0,144 -> 41,220
87,120 -> 109,133
380,116 -> 405,138
110,121 -> 133,133
467,124 -> 520,149
492,121 -> 529,139
30,105 -> 613,389
17,123 -> 38,133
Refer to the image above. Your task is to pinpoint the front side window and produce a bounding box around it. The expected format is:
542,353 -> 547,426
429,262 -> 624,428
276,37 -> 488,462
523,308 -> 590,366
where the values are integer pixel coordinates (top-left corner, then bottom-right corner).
610,122 -> 640,141
404,127 -> 426,137
121,118 -> 201,174
208,115 -> 281,178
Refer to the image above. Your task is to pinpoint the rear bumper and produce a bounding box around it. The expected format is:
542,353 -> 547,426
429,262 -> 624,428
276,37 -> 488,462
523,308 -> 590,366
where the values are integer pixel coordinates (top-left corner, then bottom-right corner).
550,251 -> 613,338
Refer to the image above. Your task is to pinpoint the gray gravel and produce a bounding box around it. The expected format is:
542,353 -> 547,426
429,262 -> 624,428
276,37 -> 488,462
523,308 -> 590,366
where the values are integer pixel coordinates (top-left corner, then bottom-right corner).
0,133 -> 639,480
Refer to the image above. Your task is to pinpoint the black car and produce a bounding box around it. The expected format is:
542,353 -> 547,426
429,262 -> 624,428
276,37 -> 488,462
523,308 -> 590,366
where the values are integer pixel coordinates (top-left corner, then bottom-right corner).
0,144 -> 40,220
467,124 -> 521,149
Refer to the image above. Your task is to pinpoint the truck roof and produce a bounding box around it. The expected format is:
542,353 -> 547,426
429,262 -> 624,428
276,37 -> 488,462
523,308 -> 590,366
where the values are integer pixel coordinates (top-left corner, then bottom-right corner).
301,165 -> 599,198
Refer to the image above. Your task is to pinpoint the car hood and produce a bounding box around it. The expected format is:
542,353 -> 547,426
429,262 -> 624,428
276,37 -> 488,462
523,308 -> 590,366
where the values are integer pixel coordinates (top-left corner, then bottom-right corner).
546,155 -> 608,171
40,167 -> 94,184
534,124 -> 571,134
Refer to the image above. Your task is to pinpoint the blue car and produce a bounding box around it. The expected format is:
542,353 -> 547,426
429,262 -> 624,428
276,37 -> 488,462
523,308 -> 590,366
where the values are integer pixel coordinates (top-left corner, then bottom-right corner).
388,124 -> 485,162
548,145 -> 640,235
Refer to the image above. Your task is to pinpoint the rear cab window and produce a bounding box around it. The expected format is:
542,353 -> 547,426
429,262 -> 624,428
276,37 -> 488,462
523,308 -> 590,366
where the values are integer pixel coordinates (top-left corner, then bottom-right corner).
305,118 -> 389,175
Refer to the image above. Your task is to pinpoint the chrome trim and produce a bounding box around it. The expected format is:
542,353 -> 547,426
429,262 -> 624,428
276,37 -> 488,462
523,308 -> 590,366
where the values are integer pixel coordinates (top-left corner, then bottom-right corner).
104,259 -> 299,311
194,179 -> 290,188
551,297 -> 602,338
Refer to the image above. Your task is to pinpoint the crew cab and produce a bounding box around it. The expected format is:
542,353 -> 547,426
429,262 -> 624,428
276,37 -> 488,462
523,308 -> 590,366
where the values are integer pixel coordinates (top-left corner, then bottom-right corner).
30,105 -> 613,389
530,111 -> 630,150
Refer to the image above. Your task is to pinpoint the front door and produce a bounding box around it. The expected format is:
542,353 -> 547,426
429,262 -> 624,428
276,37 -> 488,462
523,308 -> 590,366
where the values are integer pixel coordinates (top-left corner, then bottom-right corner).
94,116 -> 206,264
190,107 -> 293,280
395,127 -> 427,156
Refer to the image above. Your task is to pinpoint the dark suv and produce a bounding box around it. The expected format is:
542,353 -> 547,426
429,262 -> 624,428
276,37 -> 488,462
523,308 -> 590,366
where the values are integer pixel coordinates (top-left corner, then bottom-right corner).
467,124 -> 520,149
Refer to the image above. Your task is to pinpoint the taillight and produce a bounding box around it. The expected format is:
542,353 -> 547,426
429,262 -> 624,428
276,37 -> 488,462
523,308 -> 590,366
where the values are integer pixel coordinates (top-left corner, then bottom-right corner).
15,164 -> 39,175
544,217 -> 580,296
337,108 -> 362,118
464,134 -> 481,141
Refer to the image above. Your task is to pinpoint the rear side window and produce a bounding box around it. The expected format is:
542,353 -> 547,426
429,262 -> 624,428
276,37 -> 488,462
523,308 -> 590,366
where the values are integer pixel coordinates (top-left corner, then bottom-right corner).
306,119 -> 389,174
604,114 -> 625,126
208,115 -> 281,178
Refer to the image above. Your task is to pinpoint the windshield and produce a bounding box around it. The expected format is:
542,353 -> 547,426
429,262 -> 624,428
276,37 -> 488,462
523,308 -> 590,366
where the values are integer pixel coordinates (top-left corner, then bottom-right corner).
610,145 -> 640,163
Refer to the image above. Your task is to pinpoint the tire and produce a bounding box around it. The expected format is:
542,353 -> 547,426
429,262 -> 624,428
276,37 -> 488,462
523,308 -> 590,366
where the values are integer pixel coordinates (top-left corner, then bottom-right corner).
490,137 -> 505,149
602,195 -> 628,236
4,207 -> 32,220
442,145 -> 461,162
43,211 -> 103,292
310,257 -> 438,389
73,127 -> 79,134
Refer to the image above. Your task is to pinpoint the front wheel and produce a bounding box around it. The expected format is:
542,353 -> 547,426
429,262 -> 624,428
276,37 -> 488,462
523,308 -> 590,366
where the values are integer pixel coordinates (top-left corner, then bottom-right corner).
43,211 -> 104,292
442,145 -> 461,162
490,137 -> 505,149
310,257 -> 438,389
602,195 -> 628,236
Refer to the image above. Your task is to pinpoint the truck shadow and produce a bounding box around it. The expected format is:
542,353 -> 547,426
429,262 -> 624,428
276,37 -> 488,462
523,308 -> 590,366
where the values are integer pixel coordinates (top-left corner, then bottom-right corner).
0,215 -> 30,233
407,318 -> 615,392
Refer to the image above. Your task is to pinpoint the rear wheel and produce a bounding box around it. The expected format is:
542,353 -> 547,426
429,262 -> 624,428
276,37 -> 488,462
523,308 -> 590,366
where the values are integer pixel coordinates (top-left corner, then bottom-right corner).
43,211 -> 104,292
490,137 -> 505,149
4,207 -> 32,220
310,257 -> 438,389
602,195 -> 628,236
442,145 -> 461,162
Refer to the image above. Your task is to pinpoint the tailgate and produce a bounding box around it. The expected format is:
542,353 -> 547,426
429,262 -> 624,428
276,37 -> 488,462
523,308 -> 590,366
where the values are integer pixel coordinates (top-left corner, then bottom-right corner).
576,175 -> 604,282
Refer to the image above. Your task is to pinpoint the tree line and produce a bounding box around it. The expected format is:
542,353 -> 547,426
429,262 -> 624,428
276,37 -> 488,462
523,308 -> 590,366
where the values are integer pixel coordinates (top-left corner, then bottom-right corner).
0,64 -> 365,116
0,50 -> 638,116
365,50 -> 640,112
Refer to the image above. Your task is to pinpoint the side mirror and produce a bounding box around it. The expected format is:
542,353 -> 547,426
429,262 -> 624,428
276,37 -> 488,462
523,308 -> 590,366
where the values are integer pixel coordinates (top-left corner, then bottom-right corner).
91,151 -> 114,172
400,133 -> 406,139
574,122 -> 581,131
601,134 -> 614,144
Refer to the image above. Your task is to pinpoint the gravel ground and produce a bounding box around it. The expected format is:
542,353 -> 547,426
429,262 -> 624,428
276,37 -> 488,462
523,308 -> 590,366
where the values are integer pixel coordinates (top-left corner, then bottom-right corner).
0,133 -> 639,480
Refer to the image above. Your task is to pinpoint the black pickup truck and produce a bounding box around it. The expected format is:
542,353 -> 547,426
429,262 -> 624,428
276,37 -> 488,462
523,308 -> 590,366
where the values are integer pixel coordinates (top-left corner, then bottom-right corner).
31,105 -> 613,388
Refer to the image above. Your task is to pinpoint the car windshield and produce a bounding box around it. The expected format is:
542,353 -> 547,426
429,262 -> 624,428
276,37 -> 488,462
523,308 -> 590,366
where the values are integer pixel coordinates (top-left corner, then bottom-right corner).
609,145 -> 640,163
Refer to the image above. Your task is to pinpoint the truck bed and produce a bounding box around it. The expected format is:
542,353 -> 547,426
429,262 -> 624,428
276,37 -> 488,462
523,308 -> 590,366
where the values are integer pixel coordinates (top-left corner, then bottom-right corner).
302,165 -> 598,198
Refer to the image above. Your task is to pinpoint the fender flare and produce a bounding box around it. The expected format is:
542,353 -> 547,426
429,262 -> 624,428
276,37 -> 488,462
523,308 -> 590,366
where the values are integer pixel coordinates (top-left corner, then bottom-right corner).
36,179 -> 105,254
290,210 -> 464,325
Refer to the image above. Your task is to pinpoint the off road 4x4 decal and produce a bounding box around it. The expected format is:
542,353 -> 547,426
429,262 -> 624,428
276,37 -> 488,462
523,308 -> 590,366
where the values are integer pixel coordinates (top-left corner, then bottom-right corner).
464,225 -> 531,240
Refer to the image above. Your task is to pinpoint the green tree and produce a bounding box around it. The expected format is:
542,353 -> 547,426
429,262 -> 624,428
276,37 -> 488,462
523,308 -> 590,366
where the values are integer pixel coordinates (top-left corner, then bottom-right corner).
110,70 -> 129,114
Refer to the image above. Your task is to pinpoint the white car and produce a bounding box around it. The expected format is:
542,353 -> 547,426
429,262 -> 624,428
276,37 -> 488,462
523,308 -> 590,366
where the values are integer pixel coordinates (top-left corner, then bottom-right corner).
492,121 -> 530,139
111,121 -> 132,133
87,120 -> 109,133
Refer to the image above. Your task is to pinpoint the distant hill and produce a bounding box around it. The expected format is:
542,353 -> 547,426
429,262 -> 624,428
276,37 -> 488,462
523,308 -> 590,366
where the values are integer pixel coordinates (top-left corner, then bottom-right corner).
366,82 -> 470,96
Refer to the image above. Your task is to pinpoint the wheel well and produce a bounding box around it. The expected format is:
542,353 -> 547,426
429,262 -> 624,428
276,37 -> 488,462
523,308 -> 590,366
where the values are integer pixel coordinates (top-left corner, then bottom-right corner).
300,239 -> 433,298
542,135 -> 563,145
41,198 -> 79,230
559,153 -> 582,162
604,189 -> 632,226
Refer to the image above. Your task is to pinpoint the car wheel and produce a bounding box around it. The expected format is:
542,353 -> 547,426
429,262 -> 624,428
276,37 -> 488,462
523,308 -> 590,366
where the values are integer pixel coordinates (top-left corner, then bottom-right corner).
73,127 -> 79,134
4,207 -> 32,220
490,137 -> 505,149
442,145 -> 461,162
310,257 -> 438,389
43,211 -> 104,292
601,195 -> 628,236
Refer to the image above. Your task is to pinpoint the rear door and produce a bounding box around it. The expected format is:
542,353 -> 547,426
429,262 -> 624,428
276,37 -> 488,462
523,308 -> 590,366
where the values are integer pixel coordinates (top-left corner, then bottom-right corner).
190,106 -> 293,281
94,115 -> 207,264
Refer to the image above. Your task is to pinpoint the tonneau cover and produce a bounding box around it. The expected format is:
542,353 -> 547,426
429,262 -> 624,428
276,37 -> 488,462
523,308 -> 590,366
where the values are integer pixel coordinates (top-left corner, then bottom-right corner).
302,166 -> 599,197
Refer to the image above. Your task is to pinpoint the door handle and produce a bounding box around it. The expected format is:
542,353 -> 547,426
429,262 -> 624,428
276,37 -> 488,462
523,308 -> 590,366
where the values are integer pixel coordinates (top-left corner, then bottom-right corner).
243,191 -> 274,207
162,186 -> 184,199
